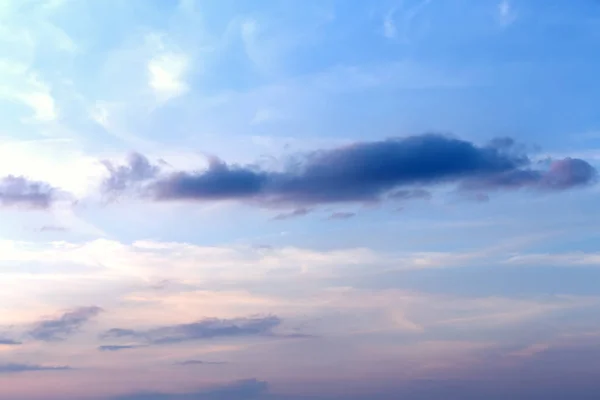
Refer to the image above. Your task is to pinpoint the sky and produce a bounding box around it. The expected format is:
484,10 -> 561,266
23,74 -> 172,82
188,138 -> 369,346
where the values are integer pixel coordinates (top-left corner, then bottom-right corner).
1,0 -> 600,399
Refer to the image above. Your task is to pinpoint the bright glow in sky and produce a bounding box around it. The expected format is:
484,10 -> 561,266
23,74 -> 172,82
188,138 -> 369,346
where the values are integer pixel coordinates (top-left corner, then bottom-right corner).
1,1 -> 600,399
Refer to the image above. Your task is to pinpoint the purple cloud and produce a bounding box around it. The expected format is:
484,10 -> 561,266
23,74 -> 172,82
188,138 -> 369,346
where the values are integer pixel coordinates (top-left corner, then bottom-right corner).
102,315 -> 282,346
0,363 -> 71,374
0,176 -> 56,209
29,306 -> 103,342
101,134 -> 596,210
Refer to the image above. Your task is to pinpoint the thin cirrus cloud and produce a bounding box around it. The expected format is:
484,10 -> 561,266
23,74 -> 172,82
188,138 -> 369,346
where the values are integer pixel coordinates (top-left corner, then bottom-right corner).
101,134 -> 597,211
97,345 -> 146,352
328,211 -> 356,220
0,363 -> 71,374
0,176 -> 57,209
174,360 -> 228,366
272,207 -> 311,220
101,316 -> 282,349
28,306 -> 103,342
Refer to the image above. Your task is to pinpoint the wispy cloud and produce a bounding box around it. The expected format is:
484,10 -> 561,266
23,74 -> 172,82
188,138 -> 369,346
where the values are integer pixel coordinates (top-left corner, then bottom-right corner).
382,0 -> 432,42
328,211 -> 356,220
28,306 -> 103,342
98,345 -> 144,352
101,315 -> 282,347
148,51 -> 190,102
39,225 -> 68,232
498,0 -> 517,27
174,359 -> 228,366
383,9 -> 398,39
272,207 -> 311,220
0,363 -> 71,374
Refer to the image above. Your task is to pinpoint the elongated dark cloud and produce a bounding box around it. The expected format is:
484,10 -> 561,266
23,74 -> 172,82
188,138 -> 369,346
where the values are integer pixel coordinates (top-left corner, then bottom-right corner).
0,338 -> 21,345
102,316 -> 281,346
0,363 -> 71,374
0,176 -> 56,209
102,134 -> 597,209
28,306 -> 103,342
98,345 -> 142,352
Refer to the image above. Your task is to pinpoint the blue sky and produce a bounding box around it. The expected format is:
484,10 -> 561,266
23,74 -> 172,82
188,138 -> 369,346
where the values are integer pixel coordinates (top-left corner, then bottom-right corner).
1,0 -> 600,399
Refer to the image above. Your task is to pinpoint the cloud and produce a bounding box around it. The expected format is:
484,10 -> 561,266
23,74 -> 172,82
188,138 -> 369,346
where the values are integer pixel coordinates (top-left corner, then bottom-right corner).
102,134 -> 596,210
174,360 -> 227,366
273,207 -> 311,220
0,363 -> 71,374
328,211 -> 356,220
382,0 -> 432,42
0,338 -> 21,345
102,315 -> 281,346
461,157 -> 597,192
113,379 -> 268,400
101,152 -> 161,195
498,0 -> 517,26
98,345 -> 143,352
148,51 -> 189,102
39,225 -> 67,232
383,10 -> 398,39
28,306 -> 103,342
0,176 -> 56,209
388,188 -> 432,201
0,61 -> 58,123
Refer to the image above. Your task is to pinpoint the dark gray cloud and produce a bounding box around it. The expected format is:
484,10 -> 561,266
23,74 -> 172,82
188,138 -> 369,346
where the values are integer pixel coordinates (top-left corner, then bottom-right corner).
113,379 -> 268,400
102,316 -> 281,346
28,306 -> 103,342
102,134 -> 596,211
0,176 -> 56,209
0,363 -> 71,374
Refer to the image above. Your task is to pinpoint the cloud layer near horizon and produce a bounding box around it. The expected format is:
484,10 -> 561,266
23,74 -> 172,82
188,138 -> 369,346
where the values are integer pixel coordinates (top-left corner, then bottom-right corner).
101,134 -> 597,210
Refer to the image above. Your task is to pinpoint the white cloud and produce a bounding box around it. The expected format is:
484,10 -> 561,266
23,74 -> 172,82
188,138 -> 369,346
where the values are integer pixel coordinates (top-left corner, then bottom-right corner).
0,0 -> 77,123
498,0 -> 517,27
0,137 -> 103,198
148,52 -> 190,102
382,0 -> 431,42
0,61 -> 58,122
383,9 -> 398,39
505,252 -> 600,266
14,75 -> 58,122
